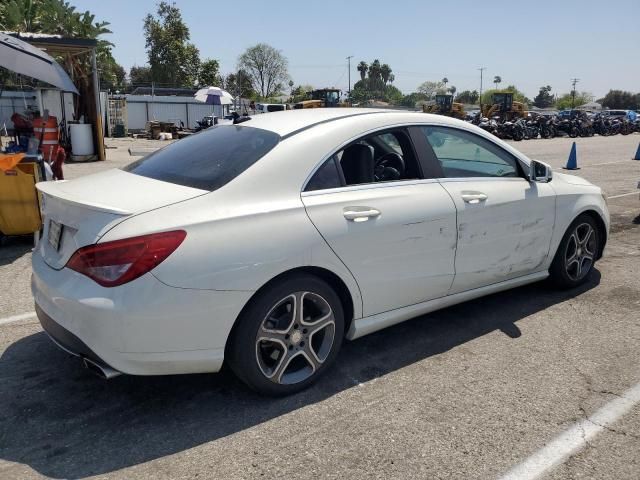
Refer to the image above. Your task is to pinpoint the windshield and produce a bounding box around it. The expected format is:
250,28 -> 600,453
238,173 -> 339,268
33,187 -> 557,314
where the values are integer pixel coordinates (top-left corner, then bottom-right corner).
123,125 -> 280,191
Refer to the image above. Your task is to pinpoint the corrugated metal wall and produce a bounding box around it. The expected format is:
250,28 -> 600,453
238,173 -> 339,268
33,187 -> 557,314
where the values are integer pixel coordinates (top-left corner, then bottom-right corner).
122,95 -> 225,131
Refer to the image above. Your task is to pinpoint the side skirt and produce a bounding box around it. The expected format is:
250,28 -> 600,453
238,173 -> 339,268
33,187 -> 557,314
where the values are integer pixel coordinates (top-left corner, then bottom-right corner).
346,271 -> 549,340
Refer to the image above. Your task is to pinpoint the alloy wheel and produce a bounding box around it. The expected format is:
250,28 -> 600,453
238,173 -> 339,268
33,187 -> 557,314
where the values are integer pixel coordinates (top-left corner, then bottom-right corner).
564,222 -> 596,281
255,292 -> 336,385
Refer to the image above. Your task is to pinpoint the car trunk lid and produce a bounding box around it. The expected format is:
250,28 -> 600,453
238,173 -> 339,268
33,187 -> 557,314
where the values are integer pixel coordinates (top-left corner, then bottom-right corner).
36,169 -> 206,269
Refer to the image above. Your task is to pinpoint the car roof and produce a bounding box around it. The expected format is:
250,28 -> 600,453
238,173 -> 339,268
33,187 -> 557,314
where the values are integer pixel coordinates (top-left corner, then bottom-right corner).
240,108 -> 462,137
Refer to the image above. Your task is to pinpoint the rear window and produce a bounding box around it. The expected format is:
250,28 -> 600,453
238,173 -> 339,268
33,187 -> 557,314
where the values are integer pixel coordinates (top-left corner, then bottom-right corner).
267,105 -> 285,112
123,125 -> 280,191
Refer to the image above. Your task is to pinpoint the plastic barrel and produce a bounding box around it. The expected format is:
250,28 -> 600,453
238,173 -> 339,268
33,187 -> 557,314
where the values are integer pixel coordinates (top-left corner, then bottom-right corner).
32,116 -> 59,161
69,123 -> 95,156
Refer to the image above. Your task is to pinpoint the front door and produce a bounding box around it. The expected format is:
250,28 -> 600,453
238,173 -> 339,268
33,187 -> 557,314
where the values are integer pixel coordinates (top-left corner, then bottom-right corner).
418,125 -> 556,294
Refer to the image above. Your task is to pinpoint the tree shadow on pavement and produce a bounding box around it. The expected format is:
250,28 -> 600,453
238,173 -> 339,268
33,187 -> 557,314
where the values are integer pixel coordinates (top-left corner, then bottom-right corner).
0,271 -> 600,479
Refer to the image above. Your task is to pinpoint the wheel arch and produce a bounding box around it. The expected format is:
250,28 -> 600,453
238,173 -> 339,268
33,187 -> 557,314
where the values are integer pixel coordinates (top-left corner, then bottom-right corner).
552,208 -> 607,263
581,209 -> 607,260
224,266 -> 356,356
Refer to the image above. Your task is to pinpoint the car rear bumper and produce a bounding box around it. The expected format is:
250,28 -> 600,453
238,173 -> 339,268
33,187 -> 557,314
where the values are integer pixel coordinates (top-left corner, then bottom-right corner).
32,252 -> 252,376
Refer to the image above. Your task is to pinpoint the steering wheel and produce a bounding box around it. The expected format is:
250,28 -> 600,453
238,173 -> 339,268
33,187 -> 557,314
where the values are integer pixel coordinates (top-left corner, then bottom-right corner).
374,152 -> 405,181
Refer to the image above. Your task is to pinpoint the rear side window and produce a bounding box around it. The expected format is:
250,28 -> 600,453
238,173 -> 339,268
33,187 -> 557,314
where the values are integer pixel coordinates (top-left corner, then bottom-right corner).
305,157 -> 342,191
124,125 -> 280,191
267,105 -> 285,112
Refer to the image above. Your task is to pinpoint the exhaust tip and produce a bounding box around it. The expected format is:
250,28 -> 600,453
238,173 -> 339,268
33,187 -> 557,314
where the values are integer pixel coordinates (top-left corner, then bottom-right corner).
82,357 -> 122,379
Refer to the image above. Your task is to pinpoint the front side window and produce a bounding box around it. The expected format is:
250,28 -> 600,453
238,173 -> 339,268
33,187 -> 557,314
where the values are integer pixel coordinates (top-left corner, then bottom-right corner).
124,125 -> 280,191
420,126 -> 520,178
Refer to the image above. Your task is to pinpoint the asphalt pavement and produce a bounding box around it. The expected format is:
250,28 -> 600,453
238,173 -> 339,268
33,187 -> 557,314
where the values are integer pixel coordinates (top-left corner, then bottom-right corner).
0,133 -> 639,479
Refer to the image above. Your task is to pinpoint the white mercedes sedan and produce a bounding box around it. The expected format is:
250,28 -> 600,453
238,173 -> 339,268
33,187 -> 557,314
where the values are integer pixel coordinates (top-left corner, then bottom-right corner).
32,109 -> 609,395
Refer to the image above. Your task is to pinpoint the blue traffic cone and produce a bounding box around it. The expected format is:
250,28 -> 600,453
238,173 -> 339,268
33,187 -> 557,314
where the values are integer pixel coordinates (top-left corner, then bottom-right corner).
633,142 -> 640,160
563,142 -> 580,170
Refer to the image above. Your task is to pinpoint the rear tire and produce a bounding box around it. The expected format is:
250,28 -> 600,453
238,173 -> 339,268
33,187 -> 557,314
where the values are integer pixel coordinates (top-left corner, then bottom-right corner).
227,274 -> 345,396
549,214 -> 600,289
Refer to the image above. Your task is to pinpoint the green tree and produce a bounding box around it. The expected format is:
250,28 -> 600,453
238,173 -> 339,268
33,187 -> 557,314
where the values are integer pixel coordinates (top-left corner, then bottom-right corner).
143,1 -> 200,87
238,43 -> 289,99
448,85 -> 457,97
493,75 -> 501,89
384,84 -> 403,104
532,85 -> 555,108
129,65 -> 153,86
400,92 -> 428,108
555,91 -> 593,110
224,69 -> 256,99
455,90 -> 479,104
99,51 -> 125,90
198,58 -> 221,86
600,90 -> 639,110
290,84 -> 314,103
417,80 -> 445,99
442,77 -> 448,89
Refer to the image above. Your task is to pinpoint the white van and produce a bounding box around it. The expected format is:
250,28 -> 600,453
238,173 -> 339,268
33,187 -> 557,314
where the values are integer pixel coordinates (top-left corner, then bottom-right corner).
255,103 -> 287,114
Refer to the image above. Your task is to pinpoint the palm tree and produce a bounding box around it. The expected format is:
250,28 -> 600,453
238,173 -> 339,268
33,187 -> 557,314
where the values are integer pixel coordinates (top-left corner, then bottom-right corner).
448,85 -> 457,98
493,75 -> 502,90
368,59 -> 382,97
369,59 -> 381,81
380,64 -> 392,85
442,77 -> 449,89
388,73 -> 395,84
357,61 -> 368,81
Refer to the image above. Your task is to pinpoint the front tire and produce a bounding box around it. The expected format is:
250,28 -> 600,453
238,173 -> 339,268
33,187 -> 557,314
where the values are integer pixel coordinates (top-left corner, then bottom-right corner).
227,274 -> 345,396
549,214 -> 600,289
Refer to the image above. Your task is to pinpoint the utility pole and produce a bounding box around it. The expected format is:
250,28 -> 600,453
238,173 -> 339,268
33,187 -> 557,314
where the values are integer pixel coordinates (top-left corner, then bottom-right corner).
478,67 -> 486,111
570,78 -> 580,109
346,55 -> 353,101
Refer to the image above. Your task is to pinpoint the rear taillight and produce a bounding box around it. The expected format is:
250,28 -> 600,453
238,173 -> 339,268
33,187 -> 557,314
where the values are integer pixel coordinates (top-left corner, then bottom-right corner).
66,230 -> 186,287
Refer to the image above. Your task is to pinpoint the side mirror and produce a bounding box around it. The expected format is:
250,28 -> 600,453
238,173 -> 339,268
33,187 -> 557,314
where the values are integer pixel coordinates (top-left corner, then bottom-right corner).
529,159 -> 552,183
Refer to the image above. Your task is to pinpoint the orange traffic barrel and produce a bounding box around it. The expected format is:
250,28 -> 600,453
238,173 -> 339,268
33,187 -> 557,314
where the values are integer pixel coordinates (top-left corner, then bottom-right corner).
32,116 -> 59,160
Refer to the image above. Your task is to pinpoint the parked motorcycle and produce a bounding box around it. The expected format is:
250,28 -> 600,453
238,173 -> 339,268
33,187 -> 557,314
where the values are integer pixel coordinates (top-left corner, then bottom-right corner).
477,117 -> 500,136
537,116 -> 556,138
498,120 -> 524,141
518,118 -> 540,139
554,116 -> 579,138
592,114 -> 610,136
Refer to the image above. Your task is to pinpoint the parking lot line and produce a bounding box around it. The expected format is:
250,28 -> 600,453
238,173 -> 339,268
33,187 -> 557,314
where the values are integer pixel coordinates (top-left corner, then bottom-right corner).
0,311 -> 37,326
498,381 -> 640,480
607,191 -> 639,200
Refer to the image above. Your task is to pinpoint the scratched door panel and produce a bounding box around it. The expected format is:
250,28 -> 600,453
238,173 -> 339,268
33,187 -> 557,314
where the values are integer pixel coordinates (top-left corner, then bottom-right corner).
302,181 -> 457,316
439,178 -> 556,294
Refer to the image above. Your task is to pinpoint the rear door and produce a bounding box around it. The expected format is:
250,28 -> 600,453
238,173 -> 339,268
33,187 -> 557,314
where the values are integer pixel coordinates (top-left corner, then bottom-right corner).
301,128 -> 457,317
417,125 -> 556,294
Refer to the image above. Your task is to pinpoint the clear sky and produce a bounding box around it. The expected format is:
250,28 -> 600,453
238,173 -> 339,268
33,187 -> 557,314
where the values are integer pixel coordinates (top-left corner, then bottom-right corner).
76,0 -> 639,98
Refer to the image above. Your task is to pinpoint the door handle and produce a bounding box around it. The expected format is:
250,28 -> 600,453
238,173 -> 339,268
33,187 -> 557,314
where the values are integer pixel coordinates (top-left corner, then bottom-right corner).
461,192 -> 488,204
343,207 -> 381,222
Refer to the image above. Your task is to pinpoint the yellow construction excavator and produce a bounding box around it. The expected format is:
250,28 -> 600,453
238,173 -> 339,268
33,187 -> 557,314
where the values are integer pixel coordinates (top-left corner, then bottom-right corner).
422,94 -> 466,119
293,88 -> 349,109
481,92 -> 527,121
